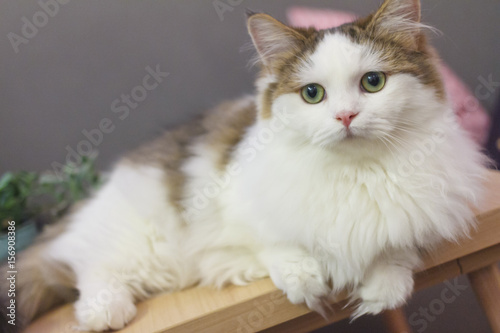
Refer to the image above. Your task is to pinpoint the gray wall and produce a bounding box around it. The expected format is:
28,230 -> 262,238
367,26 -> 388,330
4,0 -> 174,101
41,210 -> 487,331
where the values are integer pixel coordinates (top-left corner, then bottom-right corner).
1,1 -> 499,332
1,0 -> 499,173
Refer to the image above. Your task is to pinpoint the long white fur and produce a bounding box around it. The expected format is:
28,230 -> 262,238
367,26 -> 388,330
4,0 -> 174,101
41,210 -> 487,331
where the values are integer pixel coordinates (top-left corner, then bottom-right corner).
43,22 -> 485,332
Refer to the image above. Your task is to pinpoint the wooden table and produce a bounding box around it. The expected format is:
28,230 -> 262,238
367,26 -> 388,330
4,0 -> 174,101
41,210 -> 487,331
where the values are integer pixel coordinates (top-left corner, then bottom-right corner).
26,170 -> 500,333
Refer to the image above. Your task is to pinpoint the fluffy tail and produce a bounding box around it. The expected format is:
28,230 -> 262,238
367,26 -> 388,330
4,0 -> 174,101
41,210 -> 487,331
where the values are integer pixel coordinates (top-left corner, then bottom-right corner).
0,220 -> 77,332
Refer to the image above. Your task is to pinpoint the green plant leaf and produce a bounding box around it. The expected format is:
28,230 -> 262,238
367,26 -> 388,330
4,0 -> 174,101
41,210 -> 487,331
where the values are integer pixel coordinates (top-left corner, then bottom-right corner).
0,173 -> 14,191
0,157 -> 101,228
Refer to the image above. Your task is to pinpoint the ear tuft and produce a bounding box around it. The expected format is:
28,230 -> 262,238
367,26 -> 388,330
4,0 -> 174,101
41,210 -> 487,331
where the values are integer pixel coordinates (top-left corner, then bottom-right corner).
247,13 -> 308,69
375,0 -> 421,24
367,0 -> 425,49
245,9 -> 257,18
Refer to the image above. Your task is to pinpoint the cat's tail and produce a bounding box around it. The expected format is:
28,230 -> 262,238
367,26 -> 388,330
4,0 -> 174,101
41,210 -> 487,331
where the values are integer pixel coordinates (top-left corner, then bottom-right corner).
0,219 -> 77,332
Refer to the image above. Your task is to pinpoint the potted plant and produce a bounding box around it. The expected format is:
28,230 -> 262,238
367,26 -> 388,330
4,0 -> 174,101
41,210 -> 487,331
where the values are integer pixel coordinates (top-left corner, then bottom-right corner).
0,157 -> 101,260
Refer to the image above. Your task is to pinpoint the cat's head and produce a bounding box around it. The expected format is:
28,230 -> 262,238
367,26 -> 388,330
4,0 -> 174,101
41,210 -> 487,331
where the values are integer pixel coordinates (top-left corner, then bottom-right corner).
247,0 -> 446,152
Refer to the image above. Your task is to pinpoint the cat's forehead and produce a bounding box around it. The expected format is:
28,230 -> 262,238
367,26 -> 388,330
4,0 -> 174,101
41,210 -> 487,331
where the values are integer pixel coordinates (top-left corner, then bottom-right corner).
299,32 -> 382,85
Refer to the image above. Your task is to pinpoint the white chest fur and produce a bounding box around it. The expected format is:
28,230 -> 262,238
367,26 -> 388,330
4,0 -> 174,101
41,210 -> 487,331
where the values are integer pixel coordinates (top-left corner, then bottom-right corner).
220,121 -> 479,277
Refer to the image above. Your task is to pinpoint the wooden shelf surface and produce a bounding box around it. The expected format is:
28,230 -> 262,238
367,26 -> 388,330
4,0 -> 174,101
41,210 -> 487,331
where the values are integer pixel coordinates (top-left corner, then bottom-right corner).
25,170 -> 500,333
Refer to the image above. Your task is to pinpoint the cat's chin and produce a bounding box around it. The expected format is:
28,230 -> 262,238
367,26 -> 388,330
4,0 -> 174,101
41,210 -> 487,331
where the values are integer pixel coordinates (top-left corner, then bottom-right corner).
314,133 -> 370,151
314,131 -> 386,156
343,129 -> 356,140
337,127 -> 368,142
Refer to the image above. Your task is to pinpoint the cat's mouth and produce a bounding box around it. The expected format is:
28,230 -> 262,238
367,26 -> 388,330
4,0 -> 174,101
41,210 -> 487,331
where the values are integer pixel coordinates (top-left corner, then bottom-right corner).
342,127 -> 356,140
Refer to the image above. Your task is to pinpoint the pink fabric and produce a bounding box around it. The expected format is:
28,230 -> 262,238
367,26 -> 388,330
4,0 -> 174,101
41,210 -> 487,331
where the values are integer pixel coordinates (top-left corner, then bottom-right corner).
288,7 -> 357,30
438,65 -> 490,145
287,7 -> 490,145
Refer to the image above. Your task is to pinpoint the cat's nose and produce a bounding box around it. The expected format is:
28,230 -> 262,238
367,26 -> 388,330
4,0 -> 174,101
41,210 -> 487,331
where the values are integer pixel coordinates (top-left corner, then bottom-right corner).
335,111 -> 358,128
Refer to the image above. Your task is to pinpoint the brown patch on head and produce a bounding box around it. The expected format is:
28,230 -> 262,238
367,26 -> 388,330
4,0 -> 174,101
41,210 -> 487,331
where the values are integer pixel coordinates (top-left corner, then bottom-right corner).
260,81 -> 277,119
247,13 -> 324,118
337,0 -> 445,99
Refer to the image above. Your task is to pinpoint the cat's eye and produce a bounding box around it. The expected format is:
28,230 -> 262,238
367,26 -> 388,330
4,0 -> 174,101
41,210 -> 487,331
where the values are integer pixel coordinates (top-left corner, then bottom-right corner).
361,72 -> 386,93
301,84 -> 325,104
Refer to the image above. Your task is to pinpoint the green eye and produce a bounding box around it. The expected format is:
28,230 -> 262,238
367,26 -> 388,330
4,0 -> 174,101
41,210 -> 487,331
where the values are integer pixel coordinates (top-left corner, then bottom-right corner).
301,83 -> 325,104
361,72 -> 386,93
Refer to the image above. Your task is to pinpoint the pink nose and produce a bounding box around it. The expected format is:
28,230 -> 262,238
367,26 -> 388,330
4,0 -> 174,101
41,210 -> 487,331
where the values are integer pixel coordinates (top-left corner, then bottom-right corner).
335,111 -> 358,128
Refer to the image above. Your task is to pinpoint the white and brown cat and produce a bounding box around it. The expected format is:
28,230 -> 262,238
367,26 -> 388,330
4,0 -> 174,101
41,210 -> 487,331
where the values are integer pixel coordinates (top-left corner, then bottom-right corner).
2,0 -> 485,331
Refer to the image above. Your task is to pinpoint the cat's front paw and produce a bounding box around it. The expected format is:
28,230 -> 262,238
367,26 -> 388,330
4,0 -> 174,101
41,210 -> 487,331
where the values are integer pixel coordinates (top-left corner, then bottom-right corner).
351,264 -> 414,320
270,256 -> 331,316
74,290 -> 137,331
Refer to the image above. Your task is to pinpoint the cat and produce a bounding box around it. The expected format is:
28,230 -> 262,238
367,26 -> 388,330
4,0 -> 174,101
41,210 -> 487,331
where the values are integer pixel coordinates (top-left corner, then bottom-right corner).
1,0 -> 486,331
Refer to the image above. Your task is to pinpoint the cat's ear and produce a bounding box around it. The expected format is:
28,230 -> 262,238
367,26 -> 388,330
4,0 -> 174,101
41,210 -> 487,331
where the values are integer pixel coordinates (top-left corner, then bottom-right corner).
365,0 -> 424,49
247,13 -> 308,69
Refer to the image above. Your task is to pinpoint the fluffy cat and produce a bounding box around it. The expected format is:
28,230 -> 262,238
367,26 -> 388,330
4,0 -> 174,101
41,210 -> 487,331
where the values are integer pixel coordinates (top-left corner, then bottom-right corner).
2,0 -> 486,331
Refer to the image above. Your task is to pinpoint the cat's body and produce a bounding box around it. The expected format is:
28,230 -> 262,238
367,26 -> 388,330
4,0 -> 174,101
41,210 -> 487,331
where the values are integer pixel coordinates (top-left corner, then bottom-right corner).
3,0 -> 486,331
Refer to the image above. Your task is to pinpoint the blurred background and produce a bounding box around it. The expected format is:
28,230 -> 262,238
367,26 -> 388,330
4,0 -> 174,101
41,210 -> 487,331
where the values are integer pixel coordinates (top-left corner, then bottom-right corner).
0,0 -> 499,332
